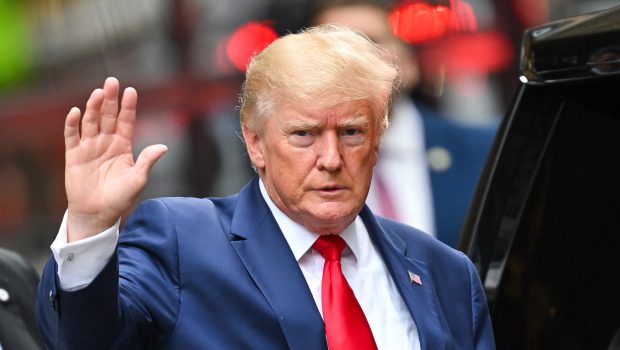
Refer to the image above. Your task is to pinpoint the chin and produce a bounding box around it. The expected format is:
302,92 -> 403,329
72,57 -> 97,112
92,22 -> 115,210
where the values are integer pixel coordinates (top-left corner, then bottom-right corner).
303,203 -> 359,233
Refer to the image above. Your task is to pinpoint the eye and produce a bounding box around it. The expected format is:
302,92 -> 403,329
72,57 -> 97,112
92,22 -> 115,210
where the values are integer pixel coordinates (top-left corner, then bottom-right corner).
340,128 -> 365,146
342,128 -> 361,136
288,130 -> 315,147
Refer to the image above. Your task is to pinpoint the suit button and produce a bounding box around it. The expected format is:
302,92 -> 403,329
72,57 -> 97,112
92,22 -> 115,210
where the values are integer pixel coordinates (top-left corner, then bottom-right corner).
49,290 -> 57,311
427,146 -> 452,172
0,288 -> 9,303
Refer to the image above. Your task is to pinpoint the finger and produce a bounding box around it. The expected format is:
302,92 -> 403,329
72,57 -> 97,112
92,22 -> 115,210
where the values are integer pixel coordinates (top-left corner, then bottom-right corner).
64,107 -> 82,150
134,144 -> 168,182
100,77 -> 120,134
81,88 -> 105,138
116,87 -> 138,140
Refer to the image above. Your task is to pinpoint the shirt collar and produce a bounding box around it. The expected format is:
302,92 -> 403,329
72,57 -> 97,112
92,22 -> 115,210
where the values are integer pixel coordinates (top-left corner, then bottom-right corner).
258,179 -> 365,263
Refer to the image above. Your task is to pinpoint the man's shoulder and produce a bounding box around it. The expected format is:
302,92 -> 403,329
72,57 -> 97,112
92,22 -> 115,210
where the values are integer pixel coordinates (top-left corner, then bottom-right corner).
0,247 -> 37,277
374,215 -> 466,262
0,248 -> 39,307
132,179 -> 260,228
0,247 -> 25,266
137,193 -> 240,217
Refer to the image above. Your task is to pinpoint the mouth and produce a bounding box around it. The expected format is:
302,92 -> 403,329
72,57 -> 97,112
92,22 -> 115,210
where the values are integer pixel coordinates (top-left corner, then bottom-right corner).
316,185 -> 347,193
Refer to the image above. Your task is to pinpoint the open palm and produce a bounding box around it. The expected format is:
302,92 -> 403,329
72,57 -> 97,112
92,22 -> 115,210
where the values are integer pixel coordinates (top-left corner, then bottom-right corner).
65,78 -> 167,241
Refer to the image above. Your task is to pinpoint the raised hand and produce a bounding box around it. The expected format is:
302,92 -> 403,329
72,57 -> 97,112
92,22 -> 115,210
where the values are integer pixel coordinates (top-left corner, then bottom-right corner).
65,77 -> 167,242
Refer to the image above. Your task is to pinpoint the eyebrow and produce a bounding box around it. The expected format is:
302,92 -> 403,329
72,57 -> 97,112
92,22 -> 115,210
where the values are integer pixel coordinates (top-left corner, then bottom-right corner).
337,115 -> 370,129
282,113 -> 370,131
283,119 -> 321,130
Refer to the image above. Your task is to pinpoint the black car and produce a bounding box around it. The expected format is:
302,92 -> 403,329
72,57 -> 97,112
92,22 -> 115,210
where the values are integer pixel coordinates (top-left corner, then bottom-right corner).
460,5 -> 620,349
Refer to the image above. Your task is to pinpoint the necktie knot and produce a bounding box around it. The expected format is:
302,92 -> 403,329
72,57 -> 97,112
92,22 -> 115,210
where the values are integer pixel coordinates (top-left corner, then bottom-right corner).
313,235 -> 346,261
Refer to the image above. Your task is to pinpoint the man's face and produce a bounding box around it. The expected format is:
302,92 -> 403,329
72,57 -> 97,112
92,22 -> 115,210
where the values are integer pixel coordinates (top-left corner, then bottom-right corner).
243,100 -> 380,234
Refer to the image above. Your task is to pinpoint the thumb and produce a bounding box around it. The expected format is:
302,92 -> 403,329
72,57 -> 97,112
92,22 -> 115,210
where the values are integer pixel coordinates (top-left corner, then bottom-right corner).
134,144 -> 168,180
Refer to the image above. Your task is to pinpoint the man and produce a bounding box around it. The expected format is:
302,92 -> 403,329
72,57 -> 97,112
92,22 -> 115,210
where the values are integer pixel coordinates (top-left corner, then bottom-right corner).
311,0 -> 497,248
0,247 -> 43,350
36,25 -> 494,349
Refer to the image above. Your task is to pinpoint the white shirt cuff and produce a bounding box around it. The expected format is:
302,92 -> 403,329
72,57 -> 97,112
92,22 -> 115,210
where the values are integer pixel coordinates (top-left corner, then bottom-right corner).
51,210 -> 120,291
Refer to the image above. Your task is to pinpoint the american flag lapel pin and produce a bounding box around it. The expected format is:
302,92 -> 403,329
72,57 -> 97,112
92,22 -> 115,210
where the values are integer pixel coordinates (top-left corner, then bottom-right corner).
408,270 -> 422,285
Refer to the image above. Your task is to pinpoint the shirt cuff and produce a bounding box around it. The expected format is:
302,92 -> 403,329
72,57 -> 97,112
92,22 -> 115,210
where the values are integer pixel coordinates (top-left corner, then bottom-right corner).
51,210 -> 120,291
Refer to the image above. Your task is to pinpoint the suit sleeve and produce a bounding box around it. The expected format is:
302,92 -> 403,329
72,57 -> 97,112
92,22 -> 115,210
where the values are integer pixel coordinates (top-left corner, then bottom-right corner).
464,256 -> 496,349
36,199 -> 181,349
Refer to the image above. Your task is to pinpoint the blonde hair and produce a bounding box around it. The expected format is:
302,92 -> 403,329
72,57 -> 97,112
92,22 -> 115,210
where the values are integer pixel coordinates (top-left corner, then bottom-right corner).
239,24 -> 399,134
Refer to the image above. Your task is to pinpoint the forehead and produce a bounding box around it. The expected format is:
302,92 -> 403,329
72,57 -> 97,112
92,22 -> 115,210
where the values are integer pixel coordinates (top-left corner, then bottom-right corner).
277,100 -> 376,125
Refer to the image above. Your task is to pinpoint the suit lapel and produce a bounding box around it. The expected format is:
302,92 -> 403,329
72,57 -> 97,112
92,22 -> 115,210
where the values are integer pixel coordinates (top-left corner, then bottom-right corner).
360,206 -> 445,350
229,179 -> 327,350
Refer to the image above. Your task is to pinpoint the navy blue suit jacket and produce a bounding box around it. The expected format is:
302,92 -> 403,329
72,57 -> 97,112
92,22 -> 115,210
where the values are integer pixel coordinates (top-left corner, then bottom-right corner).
37,178 -> 494,349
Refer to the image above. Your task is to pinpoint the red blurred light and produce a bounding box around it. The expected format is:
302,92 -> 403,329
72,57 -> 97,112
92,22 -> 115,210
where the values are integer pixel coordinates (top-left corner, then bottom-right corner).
420,30 -> 513,78
511,0 -> 549,27
389,0 -> 478,44
389,2 -> 450,43
450,0 -> 477,32
226,21 -> 279,72
214,35 -> 236,75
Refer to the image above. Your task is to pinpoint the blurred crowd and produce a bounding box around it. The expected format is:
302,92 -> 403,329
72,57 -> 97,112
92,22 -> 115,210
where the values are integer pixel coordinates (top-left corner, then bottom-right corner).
0,0 -> 617,271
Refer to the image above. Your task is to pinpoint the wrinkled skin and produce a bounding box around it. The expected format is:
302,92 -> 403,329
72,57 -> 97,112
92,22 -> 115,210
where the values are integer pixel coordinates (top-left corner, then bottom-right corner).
243,100 -> 380,235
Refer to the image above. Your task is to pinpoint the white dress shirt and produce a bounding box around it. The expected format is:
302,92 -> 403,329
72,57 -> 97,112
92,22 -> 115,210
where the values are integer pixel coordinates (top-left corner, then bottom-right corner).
51,180 -> 420,349
260,182 -> 420,349
51,213 -> 119,291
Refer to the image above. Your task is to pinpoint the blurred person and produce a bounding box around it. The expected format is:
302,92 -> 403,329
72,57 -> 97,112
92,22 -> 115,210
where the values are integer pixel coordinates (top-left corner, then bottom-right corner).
0,154 -> 58,267
0,247 -> 43,350
36,25 -> 494,349
311,0 -> 497,247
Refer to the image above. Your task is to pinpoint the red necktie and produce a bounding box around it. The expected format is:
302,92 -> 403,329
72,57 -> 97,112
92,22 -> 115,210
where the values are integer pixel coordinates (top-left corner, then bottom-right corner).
313,235 -> 378,350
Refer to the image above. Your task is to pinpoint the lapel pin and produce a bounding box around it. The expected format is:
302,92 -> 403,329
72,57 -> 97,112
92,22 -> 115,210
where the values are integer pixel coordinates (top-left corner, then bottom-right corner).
408,271 -> 422,285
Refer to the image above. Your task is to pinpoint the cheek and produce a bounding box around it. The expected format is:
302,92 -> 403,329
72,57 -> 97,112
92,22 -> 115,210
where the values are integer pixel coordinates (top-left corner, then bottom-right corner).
267,147 -> 316,186
272,148 -> 311,172
350,147 -> 377,170
345,149 -> 376,194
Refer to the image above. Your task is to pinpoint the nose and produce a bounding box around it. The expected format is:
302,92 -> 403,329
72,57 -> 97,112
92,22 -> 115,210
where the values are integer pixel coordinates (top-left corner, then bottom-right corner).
316,132 -> 343,172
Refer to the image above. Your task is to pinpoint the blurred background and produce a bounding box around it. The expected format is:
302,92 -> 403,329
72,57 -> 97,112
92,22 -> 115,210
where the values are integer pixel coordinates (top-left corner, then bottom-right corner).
0,0 -> 618,270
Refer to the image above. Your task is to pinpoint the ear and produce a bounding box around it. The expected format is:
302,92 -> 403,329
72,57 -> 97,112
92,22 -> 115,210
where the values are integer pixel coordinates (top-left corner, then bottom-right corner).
242,124 -> 266,169
371,147 -> 379,167
371,122 -> 382,167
